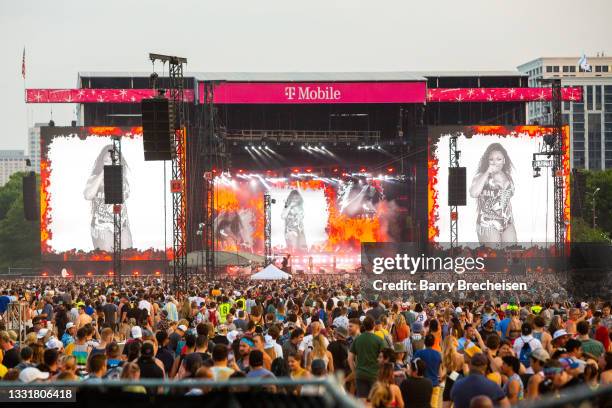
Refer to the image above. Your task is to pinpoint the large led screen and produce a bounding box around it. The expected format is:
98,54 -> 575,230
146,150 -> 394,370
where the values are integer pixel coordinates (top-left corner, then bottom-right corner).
213,174 -> 409,271
428,126 -> 571,245
41,127 -> 172,260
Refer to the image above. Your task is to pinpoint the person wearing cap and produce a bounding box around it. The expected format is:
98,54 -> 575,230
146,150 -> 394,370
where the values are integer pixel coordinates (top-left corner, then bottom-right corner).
169,323 -> 187,355
328,325 -> 350,376
450,353 -> 510,408
61,322 -> 77,347
137,342 -> 164,381
526,348 -> 550,400
19,366 -> 50,383
551,329 -> 571,352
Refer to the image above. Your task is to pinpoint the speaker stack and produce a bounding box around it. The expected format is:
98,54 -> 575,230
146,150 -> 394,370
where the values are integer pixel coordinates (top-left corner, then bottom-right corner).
141,98 -> 173,161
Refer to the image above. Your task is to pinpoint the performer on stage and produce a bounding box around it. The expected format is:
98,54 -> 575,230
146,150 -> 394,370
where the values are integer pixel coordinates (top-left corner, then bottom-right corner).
469,142 -> 517,245
83,145 -> 133,251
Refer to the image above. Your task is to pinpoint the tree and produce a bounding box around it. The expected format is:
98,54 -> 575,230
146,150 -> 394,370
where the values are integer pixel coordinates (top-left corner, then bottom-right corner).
0,172 -> 41,269
570,217 -> 611,243
585,169 -> 612,237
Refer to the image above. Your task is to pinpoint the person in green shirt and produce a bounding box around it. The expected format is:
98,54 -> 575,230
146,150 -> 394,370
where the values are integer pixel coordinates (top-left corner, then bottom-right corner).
577,321 -> 604,358
348,315 -> 385,399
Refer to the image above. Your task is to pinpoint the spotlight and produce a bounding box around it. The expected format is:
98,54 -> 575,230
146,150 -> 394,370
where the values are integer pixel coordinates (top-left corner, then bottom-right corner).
387,167 -> 394,173
258,146 -> 263,150
250,179 -> 257,187
301,146 -> 306,150
244,146 -> 249,150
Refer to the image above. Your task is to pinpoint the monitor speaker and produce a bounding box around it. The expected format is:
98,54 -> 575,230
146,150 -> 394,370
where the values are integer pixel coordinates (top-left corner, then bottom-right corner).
22,172 -> 38,221
141,98 -> 172,161
104,165 -> 123,204
448,167 -> 467,206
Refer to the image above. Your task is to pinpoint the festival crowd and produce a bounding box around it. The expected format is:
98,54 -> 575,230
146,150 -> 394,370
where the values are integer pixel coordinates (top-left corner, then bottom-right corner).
0,276 -> 611,407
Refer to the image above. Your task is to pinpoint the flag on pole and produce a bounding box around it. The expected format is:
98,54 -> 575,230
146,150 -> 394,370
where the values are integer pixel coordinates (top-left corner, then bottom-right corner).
578,53 -> 591,72
21,47 -> 26,79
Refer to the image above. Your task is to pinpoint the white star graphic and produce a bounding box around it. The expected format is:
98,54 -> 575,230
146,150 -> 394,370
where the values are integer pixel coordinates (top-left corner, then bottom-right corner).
427,91 -> 433,100
35,92 -> 42,101
487,95 -> 494,102
97,95 -> 105,102
538,91 -> 546,101
467,89 -> 475,97
456,94 -> 463,102
508,88 -> 516,95
77,90 -> 85,98
119,89 -> 127,98
520,94 -> 525,100
130,96 -> 136,102
91,89 -> 96,95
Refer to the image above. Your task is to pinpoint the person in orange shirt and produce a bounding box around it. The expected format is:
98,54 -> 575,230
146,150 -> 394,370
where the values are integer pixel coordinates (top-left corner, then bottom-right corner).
428,319 -> 442,353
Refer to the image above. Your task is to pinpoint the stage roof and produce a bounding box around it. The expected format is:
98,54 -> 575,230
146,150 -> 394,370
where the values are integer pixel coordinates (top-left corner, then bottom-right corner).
78,71 -> 426,82
78,70 -> 527,81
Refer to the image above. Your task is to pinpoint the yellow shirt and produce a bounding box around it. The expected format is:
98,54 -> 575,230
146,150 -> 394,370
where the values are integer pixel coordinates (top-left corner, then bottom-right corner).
374,329 -> 389,340
0,363 -> 7,379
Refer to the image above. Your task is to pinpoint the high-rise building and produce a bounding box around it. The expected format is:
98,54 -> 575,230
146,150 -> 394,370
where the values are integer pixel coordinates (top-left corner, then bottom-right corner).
518,56 -> 612,170
0,150 -> 28,186
27,123 -> 45,173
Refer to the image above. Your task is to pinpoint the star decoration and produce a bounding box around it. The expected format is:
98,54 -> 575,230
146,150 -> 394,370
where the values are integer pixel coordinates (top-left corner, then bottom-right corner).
467,89 -> 475,97
508,88 -> 516,95
97,95 -> 105,102
119,89 -> 127,98
35,92 -> 42,101
77,90 -> 85,98
130,96 -> 136,102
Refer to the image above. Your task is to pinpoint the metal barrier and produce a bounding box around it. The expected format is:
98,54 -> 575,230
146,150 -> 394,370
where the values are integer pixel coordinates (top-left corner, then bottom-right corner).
0,376 -> 360,408
518,384 -> 612,408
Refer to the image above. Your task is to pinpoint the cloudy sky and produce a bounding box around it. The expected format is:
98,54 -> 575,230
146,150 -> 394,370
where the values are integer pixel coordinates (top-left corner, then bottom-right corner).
0,0 -> 610,150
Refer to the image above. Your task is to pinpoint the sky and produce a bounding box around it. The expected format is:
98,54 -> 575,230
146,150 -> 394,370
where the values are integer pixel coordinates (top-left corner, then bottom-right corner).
0,0 -> 610,151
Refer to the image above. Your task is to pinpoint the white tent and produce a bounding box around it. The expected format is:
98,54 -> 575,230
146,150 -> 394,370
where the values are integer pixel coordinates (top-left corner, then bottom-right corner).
250,264 -> 290,280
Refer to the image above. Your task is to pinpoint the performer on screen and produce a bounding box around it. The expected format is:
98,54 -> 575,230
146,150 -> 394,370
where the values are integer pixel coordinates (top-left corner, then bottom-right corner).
83,145 -> 133,252
469,142 -> 517,245
281,189 -> 307,252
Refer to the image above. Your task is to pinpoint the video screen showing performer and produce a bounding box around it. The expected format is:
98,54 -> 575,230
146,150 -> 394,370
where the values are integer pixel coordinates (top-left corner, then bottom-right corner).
469,143 -> 517,245
337,176 -> 382,218
281,189 -> 308,252
83,145 -> 133,251
429,126 -> 570,245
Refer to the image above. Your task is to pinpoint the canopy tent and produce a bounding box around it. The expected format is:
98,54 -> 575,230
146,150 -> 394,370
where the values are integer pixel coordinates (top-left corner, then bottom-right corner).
250,264 -> 291,280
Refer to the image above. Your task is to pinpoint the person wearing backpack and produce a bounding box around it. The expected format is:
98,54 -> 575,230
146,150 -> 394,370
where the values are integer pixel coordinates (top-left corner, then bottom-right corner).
512,323 -> 542,371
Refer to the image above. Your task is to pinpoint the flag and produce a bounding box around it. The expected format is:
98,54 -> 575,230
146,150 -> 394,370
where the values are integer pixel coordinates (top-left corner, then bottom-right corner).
578,54 -> 591,72
21,47 -> 26,79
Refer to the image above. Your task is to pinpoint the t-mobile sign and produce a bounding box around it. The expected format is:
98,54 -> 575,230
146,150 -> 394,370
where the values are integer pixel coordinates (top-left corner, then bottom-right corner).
202,81 -> 426,104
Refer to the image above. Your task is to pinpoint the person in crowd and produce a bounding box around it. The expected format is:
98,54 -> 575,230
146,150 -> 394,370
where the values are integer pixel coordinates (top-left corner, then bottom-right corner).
349,315 -> 385,399
368,362 -> 404,408
120,362 -> 147,394
450,353 -> 510,408
210,343 -> 236,381
577,320 -> 604,358
414,334 -> 443,408
400,358 -> 433,408
526,348 -> 550,400
501,356 -> 523,404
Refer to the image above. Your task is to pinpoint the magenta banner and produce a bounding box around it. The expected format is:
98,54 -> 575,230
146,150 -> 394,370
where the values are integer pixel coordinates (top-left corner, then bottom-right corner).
206,82 -> 427,104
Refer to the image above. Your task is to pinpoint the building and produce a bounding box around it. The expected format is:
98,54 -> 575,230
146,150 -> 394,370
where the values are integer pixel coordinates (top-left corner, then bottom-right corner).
0,150 -> 28,186
518,56 -> 612,170
27,123 -> 45,173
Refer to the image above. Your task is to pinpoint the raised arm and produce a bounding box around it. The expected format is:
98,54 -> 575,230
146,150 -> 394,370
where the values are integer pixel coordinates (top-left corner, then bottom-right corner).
469,171 -> 490,198
83,172 -> 104,200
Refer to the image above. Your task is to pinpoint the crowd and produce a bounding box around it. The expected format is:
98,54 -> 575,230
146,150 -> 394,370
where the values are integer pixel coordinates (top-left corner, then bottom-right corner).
0,276 -> 611,407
